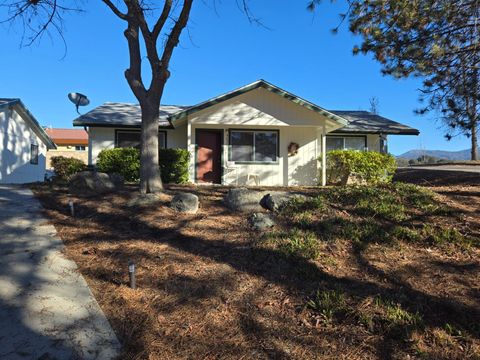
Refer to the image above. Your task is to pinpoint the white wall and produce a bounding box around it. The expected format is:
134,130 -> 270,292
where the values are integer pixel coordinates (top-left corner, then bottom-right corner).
189,124 -> 320,186
88,125 -> 187,165
0,107 -> 47,184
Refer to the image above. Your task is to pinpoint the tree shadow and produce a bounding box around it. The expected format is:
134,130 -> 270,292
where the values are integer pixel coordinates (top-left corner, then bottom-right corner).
34,186 -> 480,359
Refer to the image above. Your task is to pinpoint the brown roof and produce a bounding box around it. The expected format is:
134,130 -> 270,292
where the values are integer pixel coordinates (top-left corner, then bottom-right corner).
45,128 -> 88,146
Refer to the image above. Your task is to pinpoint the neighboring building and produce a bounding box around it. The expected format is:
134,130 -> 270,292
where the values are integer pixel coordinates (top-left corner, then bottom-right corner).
73,80 -> 419,186
0,98 -> 56,184
45,128 -> 89,168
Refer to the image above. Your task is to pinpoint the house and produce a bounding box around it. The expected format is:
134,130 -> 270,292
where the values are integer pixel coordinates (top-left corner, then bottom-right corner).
44,128 -> 89,168
73,80 -> 419,186
0,98 -> 56,184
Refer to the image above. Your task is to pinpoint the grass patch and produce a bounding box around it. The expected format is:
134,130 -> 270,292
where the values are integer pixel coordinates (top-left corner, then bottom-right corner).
306,289 -> 347,323
375,297 -> 424,329
261,229 -> 321,260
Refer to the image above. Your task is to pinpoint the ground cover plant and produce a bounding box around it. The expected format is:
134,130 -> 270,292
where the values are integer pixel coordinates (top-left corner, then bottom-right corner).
33,172 -> 480,359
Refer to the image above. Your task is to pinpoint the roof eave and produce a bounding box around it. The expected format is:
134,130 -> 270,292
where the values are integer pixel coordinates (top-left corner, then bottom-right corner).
335,129 -> 420,135
74,121 -> 174,129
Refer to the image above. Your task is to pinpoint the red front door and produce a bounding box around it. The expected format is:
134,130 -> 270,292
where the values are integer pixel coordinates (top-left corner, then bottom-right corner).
196,130 -> 222,184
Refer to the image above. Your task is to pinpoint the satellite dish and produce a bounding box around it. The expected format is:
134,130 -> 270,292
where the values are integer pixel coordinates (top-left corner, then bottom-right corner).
68,92 -> 90,114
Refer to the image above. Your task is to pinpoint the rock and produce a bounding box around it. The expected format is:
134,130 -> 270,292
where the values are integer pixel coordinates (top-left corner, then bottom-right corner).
170,192 -> 199,214
224,188 -> 266,212
68,171 -> 124,197
127,193 -> 164,207
248,213 -> 275,231
260,192 -> 307,212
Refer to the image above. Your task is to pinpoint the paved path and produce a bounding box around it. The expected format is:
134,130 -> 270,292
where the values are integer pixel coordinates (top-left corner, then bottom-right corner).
0,186 -> 121,360
400,165 -> 480,173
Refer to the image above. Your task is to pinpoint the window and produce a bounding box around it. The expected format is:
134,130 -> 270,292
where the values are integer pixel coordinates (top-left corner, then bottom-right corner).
115,130 -> 166,149
30,144 -> 39,165
75,145 -> 86,151
229,130 -> 278,163
326,136 -> 366,151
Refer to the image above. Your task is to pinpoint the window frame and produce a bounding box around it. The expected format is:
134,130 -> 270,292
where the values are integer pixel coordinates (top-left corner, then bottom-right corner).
228,129 -> 279,164
114,129 -> 167,149
30,144 -> 39,165
75,145 -> 86,151
326,135 -> 367,151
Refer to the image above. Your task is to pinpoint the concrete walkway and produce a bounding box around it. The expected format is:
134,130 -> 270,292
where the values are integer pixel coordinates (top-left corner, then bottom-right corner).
0,185 -> 121,360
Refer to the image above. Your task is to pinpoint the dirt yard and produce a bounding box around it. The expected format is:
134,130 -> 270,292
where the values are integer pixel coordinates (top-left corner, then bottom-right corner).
33,174 -> 480,360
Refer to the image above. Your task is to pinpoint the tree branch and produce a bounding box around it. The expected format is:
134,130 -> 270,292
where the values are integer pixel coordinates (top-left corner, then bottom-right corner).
101,0 -> 127,20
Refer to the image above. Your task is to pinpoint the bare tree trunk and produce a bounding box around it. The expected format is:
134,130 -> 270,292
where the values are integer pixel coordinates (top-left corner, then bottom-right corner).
139,102 -> 163,193
472,116 -> 478,160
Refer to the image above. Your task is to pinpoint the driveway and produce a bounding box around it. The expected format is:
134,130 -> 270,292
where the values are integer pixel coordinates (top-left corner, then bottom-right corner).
402,165 -> 480,173
0,185 -> 120,360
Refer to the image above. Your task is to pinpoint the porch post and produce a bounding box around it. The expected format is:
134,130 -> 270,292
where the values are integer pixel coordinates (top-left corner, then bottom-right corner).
187,119 -> 194,183
321,129 -> 327,186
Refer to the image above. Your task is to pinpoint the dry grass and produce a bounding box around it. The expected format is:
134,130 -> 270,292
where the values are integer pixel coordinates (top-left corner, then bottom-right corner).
32,182 -> 480,360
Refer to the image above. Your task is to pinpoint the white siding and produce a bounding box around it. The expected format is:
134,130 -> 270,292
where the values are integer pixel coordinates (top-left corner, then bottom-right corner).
88,125 -> 188,165
190,124 -> 320,186
0,108 -> 47,184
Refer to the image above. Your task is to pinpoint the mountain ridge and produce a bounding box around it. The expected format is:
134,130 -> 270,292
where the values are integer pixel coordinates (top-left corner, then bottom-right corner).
397,148 -> 479,160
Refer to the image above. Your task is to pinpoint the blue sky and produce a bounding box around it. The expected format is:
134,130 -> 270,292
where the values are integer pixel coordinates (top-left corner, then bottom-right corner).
0,0 -> 471,155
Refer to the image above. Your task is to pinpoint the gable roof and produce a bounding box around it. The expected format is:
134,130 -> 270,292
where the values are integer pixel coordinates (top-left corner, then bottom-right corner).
168,79 -> 349,126
45,128 -> 88,145
329,111 -> 419,135
73,102 -> 187,128
0,98 -> 56,149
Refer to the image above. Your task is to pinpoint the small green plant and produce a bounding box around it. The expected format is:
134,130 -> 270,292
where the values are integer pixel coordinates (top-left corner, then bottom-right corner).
444,323 -> 463,337
279,229 -> 320,259
306,289 -> 347,323
281,196 -> 326,217
262,229 -> 321,260
50,156 -> 86,181
374,297 -> 423,328
422,225 -> 465,246
391,226 -> 422,243
325,150 -> 397,185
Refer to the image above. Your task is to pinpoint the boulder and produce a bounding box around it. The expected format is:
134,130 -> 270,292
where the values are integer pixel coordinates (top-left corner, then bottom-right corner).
68,171 -> 124,197
127,193 -> 164,207
260,192 -> 307,212
248,213 -> 275,231
224,188 -> 266,212
170,192 -> 199,214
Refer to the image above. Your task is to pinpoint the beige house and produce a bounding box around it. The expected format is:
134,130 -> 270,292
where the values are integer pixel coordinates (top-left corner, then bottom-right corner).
73,80 -> 419,186
45,128 -> 89,168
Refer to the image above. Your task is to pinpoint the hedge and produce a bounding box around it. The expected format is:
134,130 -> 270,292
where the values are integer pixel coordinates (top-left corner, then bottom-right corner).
96,147 -> 190,184
97,148 -> 140,182
50,156 -> 87,181
159,148 -> 190,184
325,150 -> 397,185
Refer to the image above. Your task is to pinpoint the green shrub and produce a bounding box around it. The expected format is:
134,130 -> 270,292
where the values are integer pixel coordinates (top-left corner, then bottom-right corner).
96,147 -> 190,184
97,148 -> 140,182
159,148 -> 190,184
325,150 -> 397,185
50,156 -> 86,181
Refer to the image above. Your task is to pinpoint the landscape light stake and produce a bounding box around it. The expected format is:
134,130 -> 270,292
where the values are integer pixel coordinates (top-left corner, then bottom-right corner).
68,200 -> 75,217
128,260 -> 136,289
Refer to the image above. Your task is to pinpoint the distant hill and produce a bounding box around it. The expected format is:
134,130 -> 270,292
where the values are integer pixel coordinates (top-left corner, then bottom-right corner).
397,148 -> 479,161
